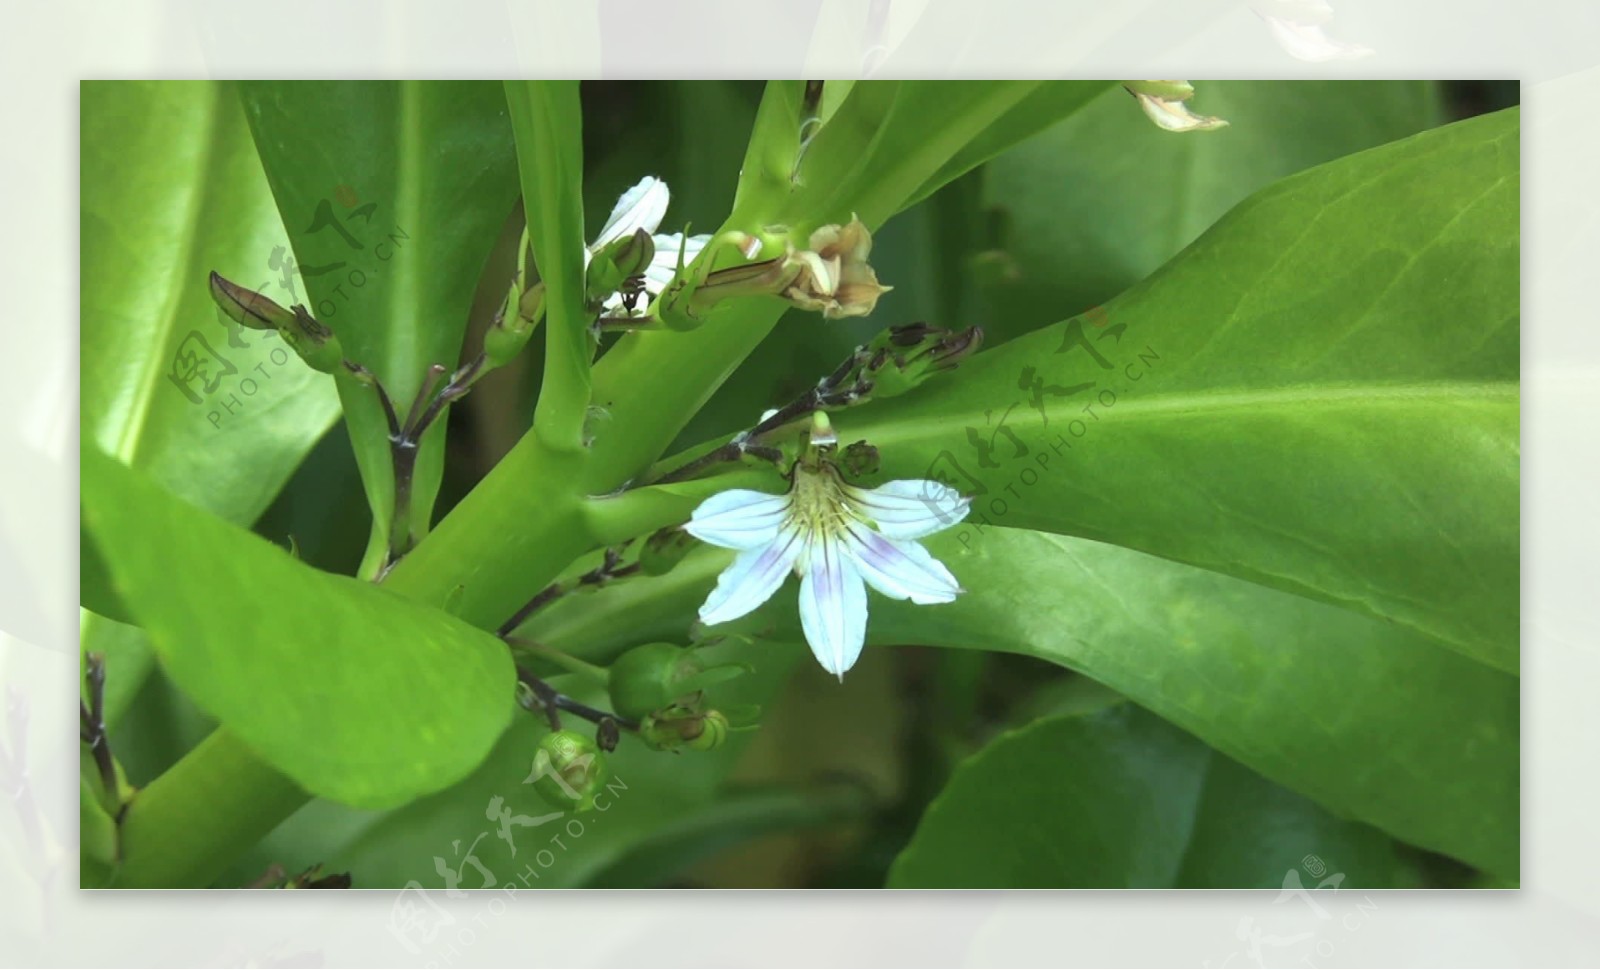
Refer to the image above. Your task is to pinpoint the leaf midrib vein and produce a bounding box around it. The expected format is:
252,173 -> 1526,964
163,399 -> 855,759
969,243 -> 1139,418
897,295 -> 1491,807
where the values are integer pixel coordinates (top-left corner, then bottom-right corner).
862,379 -> 1519,449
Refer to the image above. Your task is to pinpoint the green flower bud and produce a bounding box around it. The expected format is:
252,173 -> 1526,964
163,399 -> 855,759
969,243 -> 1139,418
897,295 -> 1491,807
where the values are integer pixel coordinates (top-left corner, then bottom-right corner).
639,527 -> 697,577
586,227 -> 655,308
639,705 -> 731,752
485,281 -> 544,367
518,279 -> 546,325
684,709 -> 730,751
607,642 -> 750,721
282,306 -> 345,374
526,729 -> 608,812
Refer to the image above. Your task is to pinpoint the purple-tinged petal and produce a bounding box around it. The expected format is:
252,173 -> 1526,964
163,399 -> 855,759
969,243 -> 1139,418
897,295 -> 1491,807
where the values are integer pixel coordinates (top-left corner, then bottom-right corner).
698,530 -> 803,626
844,524 -> 962,605
847,479 -> 969,540
797,535 -> 868,680
685,489 -> 790,550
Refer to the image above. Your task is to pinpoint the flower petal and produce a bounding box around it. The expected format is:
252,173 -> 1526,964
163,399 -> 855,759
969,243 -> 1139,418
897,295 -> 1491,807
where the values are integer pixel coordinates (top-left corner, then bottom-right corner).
847,479 -> 970,540
685,488 -> 790,550
698,531 -> 802,627
1129,91 -> 1229,132
844,524 -> 962,605
642,233 -> 712,294
797,536 -> 868,679
592,176 -> 670,250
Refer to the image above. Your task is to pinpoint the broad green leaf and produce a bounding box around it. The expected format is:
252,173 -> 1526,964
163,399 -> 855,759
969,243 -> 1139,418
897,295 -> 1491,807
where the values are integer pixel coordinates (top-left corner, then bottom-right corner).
727,79 -> 808,221
522,526 -> 1517,876
785,81 -> 1113,228
81,80 -> 341,526
238,81 -> 521,556
846,107 -> 1520,672
980,80 -> 1445,344
900,80 -> 1119,212
888,705 -> 1422,888
216,640 -> 801,889
80,446 -> 513,809
80,80 -> 340,622
80,772 -> 119,888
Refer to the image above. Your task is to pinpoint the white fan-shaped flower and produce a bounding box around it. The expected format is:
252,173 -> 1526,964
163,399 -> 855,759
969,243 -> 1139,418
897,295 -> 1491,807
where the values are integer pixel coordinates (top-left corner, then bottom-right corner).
587,176 -> 711,312
684,459 -> 970,680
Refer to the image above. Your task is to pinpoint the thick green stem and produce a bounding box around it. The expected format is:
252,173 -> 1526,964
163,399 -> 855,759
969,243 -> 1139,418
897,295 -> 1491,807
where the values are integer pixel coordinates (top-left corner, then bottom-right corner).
505,80 -> 591,456
115,730 -> 309,888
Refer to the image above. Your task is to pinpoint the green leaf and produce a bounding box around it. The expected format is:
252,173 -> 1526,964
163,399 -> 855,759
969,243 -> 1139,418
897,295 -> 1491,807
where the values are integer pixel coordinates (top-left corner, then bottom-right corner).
504,80 -> 591,454
80,774 -> 120,888
785,81 -> 1113,228
80,80 -> 341,621
847,107 -> 1520,672
521,525 -> 1517,877
900,80 -> 1118,211
237,81 -> 521,556
583,781 -> 873,888
888,705 -> 1422,888
980,80 -> 1445,344
215,640 -> 802,889
80,445 -> 513,809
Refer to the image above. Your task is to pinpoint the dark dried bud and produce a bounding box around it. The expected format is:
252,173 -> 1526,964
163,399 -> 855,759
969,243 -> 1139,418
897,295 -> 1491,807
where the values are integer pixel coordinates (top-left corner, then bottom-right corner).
841,440 -> 880,478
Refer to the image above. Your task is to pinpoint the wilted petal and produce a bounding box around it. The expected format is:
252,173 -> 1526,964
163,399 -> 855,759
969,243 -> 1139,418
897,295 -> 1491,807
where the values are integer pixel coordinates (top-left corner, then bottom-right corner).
593,176 -> 670,251
1130,91 -> 1229,132
797,537 -> 868,679
642,232 -> 713,293
845,524 -> 962,604
685,489 -> 790,550
699,531 -> 803,626
847,479 -> 970,540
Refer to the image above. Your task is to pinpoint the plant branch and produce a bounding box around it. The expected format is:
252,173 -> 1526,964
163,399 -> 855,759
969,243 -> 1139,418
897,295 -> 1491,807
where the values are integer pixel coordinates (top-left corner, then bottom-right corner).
495,545 -> 641,637
79,652 -> 120,813
647,343 -> 873,485
514,664 -> 639,738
